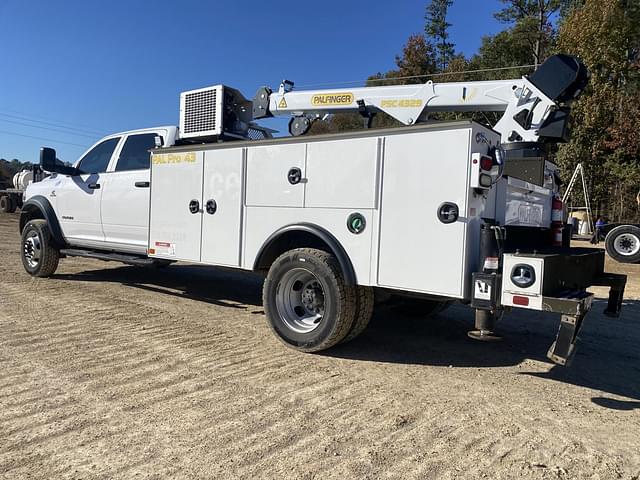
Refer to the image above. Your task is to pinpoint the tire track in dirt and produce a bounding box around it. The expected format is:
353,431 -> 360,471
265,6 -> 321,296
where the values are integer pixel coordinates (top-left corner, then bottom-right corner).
1,213 -> 640,479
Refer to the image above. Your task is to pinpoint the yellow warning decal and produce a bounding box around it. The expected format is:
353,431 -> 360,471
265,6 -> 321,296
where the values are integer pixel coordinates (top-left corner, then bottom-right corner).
380,99 -> 423,108
152,152 -> 197,165
278,97 -> 288,109
311,93 -> 354,106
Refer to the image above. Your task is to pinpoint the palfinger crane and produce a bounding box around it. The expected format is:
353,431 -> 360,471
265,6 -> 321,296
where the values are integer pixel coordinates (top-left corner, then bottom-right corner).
251,54 -> 588,145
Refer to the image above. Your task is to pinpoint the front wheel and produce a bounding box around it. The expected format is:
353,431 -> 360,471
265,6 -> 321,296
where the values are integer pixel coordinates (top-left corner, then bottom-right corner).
605,225 -> 640,264
263,248 -> 357,352
21,219 -> 60,277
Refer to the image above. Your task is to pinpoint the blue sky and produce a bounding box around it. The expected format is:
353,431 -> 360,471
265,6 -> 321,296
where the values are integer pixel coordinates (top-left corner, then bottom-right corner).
0,0 -> 506,163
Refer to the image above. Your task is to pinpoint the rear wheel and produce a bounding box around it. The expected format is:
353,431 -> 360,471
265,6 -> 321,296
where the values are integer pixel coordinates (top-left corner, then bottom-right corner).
342,286 -> 375,343
605,225 -> 640,264
605,225 -> 640,263
263,248 -> 357,352
20,219 -> 60,277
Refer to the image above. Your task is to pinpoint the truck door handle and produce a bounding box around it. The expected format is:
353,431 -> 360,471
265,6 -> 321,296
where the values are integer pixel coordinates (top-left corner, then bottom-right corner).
88,183 -> 100,189
287,167 -> 302,185
205,199 -> 217,215
188,199 -> 200,214
135,181 -> 150,188
437,202 -> 459,224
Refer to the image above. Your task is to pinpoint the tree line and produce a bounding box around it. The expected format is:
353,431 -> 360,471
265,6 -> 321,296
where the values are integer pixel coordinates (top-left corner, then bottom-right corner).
310,0 -> 640,223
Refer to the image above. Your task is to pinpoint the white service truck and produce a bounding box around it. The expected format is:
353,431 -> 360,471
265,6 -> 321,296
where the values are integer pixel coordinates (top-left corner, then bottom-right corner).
19,54 -> 626,365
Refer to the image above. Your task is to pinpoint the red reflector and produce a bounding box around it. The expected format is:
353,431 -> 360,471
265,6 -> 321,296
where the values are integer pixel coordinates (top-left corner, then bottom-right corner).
149,248 -> 156,254
480,156 -> 493,171
512,295 -> 530,306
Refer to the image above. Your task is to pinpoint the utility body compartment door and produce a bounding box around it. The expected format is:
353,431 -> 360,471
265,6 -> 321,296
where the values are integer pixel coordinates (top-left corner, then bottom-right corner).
245,143 -> 305,208
200,149 -> 244,267
149,151 -> 203,262
377,129 -> 470,297
305,138 -> 379,209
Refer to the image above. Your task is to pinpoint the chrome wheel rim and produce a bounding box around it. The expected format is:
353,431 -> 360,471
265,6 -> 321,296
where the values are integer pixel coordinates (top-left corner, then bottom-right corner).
23,231 -> 42,268
613,233 -> 640,256
276,268 -> 325,333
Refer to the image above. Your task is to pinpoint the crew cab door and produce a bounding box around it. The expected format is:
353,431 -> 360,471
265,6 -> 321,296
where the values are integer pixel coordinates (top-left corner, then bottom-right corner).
55,137 -> 121,245
101,131 -> 164,252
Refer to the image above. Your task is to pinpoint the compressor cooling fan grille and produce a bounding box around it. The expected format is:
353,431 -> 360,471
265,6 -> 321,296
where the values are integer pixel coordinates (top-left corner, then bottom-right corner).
182,88 -> 218,136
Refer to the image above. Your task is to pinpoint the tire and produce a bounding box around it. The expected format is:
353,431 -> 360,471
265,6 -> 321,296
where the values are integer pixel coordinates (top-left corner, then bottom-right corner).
20,219 -> 60,277
605,225 -> 640,264
0,195 -> 11,213
391,297 -> 453,318
263,248 -> 357,352
341,286 -> 375,343
8,195 -> 18,212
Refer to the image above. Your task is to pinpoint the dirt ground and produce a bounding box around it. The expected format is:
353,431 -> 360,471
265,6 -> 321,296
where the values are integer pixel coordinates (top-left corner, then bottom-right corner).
1,213 -> 639,480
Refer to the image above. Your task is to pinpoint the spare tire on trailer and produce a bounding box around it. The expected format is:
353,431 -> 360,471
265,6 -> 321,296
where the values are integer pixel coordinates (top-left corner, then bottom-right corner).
605,224 -> 640,264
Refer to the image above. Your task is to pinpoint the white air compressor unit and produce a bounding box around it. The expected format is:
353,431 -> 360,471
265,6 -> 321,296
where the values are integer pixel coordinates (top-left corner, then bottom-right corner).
179,85 -> 254,140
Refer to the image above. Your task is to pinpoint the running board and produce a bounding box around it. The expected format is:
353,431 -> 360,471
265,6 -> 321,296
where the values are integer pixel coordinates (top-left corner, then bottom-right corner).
59,248 -> 156,267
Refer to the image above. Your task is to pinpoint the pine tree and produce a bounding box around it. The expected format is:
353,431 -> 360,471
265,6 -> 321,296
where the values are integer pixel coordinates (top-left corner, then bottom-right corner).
494,0 -> 561,68
424,0 -> 455,71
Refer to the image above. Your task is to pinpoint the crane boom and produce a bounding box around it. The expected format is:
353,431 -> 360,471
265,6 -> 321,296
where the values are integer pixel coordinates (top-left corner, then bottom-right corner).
252,54 -> 588,144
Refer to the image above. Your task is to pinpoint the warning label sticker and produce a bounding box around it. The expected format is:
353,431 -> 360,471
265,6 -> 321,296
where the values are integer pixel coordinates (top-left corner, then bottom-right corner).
278,97 -> 288,109
474,280 -> 491,301
154,241 -> 176,257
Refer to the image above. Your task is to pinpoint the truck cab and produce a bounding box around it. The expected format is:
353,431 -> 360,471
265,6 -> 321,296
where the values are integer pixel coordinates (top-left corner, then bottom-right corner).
24,126 -> 178,254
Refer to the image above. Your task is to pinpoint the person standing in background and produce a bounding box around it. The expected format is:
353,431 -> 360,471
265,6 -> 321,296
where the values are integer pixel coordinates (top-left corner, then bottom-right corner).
591,217 -> 606,244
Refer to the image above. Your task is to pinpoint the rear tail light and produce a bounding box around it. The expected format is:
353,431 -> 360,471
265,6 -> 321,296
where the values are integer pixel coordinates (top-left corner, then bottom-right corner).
480,155 -> 493,171
512,295 -> 530,306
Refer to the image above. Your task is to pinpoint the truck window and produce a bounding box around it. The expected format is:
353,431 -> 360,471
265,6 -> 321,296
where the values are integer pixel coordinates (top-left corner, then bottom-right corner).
115,133 -> 158,172
77,137 -> 121,174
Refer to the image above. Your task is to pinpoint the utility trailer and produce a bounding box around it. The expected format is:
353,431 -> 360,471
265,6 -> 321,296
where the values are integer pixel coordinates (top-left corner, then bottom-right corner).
0,186 -> 22,213
0,166 -> 47,213
20,54 -> 627,365
1,169 -> 31,213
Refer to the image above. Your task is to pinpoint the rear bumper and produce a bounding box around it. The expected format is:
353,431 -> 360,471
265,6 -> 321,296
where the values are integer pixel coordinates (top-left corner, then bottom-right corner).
500,248 -> 625,310
472,247 -> 627,365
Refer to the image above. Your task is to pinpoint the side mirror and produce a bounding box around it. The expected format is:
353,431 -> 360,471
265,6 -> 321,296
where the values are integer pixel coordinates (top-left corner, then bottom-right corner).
40,147 -> 57,172
40,147 -> 75,175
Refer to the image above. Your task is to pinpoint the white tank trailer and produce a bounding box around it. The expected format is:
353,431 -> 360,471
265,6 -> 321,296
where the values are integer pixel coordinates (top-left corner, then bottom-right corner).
1,168 -> 37,213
